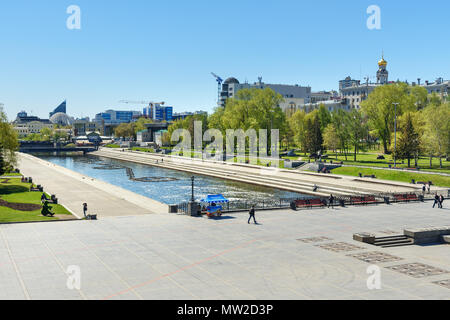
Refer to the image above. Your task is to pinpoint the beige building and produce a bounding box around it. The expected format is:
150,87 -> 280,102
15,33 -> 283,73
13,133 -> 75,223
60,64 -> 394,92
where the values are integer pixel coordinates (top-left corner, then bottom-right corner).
14,121 -> 54,136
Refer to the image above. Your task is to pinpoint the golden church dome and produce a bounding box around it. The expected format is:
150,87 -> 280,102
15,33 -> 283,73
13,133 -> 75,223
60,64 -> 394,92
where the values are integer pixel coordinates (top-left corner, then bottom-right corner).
378,57 -> 387,67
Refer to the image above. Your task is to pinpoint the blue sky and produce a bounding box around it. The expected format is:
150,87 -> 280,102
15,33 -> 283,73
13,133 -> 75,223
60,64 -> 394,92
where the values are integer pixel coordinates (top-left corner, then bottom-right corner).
1,0 -> 449,120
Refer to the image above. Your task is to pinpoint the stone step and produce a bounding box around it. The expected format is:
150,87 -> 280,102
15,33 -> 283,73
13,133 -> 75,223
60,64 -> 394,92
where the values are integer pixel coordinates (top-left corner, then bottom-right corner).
374,239 -> 414,247
381,241 -> 415,248
375,235 -> 408,241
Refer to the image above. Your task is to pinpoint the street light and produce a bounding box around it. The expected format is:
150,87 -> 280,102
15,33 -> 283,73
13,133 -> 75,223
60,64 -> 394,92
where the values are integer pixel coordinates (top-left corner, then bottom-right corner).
190,176 -> 195,202
392,103 -> 399,168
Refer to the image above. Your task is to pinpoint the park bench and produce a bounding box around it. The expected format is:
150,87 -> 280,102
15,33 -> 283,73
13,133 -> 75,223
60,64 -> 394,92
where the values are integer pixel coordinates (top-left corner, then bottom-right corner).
294,199 -> 325,209
406,194 -> 419,202
351,196 -> 377,206
394,194 -> 419,203
47,195 -> 58,204
309,198 -> 326,208
30,185 -> 43,192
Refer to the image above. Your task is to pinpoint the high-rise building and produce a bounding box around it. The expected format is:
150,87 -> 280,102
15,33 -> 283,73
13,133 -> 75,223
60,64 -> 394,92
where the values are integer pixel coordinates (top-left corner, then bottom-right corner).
94,110 -> 141,125
155,106 -> 173,122
218,77 -> 311,111
49,100 -> 67,117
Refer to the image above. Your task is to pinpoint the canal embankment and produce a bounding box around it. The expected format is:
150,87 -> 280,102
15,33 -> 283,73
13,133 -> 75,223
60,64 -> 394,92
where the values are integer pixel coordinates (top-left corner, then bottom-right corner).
92,148 -> 440,197
17,153 -> 169,217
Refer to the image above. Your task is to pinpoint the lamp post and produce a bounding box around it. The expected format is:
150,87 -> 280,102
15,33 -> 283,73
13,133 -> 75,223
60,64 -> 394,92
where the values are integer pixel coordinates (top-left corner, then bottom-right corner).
392,103 -> 399,168
190,176 -> 195,202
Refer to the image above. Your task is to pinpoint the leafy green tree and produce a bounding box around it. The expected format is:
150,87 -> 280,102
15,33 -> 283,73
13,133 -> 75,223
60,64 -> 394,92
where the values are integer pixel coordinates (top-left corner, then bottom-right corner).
287,109 -> 307,152
347,109 -> 368,161
0,144 -> 5,176
331,109 -> 351,160
134,117 -> 154,134
361,83 -> 416,154
409,86 -> 428,110
304,114 -> 323,155
114,123 -> 135,139
317,104 -> 332,131
394,112 -> 420,167
422,102 -> 450,168
0,107 -> 19,168
323,123 -> 339,159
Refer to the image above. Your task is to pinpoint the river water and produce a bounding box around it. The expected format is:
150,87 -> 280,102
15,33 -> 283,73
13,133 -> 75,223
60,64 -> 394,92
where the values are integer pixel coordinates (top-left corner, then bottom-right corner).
35,154 -> 307,206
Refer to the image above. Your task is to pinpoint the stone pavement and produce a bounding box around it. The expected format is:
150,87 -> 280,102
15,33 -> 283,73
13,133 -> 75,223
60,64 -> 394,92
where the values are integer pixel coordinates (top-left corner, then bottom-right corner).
1,202 -> 449,300
17,153 -> 168,218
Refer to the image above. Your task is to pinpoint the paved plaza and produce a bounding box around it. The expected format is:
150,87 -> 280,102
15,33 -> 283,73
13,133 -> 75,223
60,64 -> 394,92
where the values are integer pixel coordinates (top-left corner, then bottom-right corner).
0,202 -> 449,300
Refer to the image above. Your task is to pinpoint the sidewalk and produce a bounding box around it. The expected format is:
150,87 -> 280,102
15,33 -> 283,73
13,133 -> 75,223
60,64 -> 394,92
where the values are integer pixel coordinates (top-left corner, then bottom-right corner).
17,153 -> 168,218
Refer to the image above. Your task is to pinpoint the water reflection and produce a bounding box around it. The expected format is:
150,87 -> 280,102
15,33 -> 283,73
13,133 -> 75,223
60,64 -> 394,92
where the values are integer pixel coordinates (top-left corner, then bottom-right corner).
35,154 -> 307,205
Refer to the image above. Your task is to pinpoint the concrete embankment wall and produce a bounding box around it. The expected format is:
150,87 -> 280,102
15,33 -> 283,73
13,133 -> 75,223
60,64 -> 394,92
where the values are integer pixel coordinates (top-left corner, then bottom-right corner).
92,148 -> 428,197
17,153 -> 169,217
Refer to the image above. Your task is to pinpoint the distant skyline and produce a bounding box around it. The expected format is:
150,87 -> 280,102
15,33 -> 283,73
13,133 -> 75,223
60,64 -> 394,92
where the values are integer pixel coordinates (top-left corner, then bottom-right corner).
1,0 -> 449,120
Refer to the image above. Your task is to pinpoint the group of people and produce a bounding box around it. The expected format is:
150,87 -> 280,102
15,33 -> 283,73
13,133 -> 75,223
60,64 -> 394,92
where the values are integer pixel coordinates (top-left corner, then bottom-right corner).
433,195 -> 445,209
422,184 -> 432,194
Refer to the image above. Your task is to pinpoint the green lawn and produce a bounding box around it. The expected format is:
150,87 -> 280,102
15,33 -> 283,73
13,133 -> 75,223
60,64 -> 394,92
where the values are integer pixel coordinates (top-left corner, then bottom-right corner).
332,167 -> 450,188
105,144 -> 121,148
1,172 -> 23,177
132,147 -> 155,153
282,151 -> 450,174
0,178 -> 74,223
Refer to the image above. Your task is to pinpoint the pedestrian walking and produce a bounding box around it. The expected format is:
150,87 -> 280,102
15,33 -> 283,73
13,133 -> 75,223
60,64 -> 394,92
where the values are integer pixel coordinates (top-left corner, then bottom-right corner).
427,184 -> 431,194
83,203 -> 88,218
248,205 -> 257,224
439,195 -> 444,209
328,194 -> 335,209
433,195 -> 440,208
422,185 -> 426,194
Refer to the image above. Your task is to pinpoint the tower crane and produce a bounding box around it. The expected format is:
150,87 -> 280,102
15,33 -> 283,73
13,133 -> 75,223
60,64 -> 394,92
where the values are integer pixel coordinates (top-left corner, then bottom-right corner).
119,100 -> 165,106
211,72 -> 223,103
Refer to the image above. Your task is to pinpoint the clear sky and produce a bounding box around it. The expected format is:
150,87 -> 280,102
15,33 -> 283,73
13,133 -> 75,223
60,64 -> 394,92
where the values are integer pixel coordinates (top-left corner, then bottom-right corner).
1,0 -> 449,120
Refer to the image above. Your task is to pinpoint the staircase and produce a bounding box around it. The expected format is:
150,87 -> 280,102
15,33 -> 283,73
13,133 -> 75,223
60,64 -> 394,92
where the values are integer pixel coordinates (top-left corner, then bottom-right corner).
373,235 -> 414,248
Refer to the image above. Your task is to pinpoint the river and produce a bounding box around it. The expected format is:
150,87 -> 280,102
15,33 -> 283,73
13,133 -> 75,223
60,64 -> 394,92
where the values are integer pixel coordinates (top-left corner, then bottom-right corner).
35,154 -> 308,206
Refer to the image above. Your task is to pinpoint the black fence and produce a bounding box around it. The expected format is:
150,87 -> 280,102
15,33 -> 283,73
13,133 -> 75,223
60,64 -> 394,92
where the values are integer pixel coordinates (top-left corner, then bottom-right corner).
176,189 -> 450,215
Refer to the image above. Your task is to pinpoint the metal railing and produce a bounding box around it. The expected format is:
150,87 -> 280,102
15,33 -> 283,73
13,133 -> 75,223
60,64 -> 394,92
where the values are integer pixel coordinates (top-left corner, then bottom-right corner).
176,189 -> 450,215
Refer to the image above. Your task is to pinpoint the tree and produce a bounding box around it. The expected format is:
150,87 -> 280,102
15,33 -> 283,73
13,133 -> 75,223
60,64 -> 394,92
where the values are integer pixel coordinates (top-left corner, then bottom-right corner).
206,88 -> 286,154
394,112 -> 420,167
323,123 -> 339,159
40,127 -> 52,141
303,114 -> 323,155
347,109 -> 368,161
287,109 -> 307,152
317,104 -> 332,131
0,107 -> 19,168
422,102 -> 450,168
114,123 -> 135,139
134,117 -> 153,134
332,109 -> 351,160
361,83 -> 416,154
0,144 -> 5,176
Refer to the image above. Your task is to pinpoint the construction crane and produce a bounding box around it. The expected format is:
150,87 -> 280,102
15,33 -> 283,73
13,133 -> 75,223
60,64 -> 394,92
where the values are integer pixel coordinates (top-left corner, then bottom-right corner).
211,72 -> 223,103
119,100 -> 165,106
